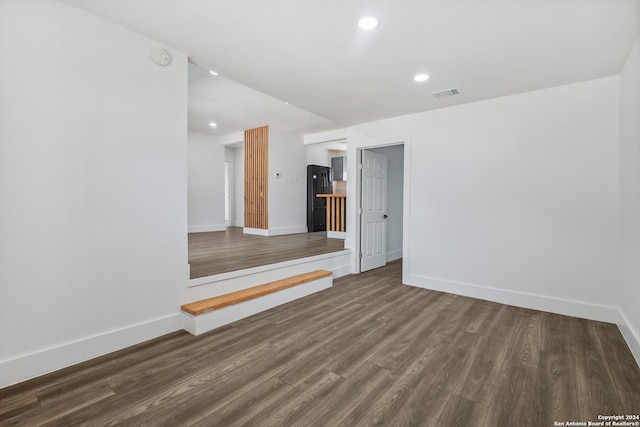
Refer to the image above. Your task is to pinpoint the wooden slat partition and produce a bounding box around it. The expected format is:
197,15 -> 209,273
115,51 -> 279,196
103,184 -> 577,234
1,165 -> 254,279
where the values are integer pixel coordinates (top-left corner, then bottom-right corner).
317,194 -> 346,232
244,126 -> 269,229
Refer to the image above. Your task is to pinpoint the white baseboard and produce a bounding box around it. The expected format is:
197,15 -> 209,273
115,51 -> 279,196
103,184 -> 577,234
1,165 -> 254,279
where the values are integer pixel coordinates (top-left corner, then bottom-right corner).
387,249 -> 403,262
0,314 -> 181,389
331,263 -> 352,279
266,226 -> 308,236
188,224 -> 226,233
243,227 -> 268,236
618,309 -> 640,369
327,231 -> 346,239
183,275 -> 332,335
243,226 -> 308,236
406,274 -> 621,324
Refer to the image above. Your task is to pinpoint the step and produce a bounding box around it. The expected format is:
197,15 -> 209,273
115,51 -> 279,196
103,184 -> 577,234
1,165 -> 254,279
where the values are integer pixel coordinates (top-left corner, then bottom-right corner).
181,270 -> 333,335
186,249 -> 351,303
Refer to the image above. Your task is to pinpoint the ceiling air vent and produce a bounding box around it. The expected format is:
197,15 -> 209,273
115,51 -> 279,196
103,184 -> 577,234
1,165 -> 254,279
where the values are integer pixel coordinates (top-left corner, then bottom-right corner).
431,88 -> 461,99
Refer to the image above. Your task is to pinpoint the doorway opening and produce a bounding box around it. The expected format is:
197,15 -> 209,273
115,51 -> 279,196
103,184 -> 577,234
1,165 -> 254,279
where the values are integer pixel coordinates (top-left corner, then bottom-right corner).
358,143 -> 405,273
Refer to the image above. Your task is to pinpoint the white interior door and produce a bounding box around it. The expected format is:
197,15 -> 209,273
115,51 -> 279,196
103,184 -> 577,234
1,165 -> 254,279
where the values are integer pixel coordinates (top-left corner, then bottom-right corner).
360,150 -> 388,271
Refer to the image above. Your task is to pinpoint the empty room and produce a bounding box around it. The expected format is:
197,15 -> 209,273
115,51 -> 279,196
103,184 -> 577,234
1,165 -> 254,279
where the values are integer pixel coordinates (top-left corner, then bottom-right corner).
1,0 -> 639,425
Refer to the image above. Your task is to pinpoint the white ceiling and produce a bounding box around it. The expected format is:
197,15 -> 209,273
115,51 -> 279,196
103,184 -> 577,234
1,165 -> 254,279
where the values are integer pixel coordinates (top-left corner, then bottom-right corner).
56,0 -> 639,137
187,62 -> 335,136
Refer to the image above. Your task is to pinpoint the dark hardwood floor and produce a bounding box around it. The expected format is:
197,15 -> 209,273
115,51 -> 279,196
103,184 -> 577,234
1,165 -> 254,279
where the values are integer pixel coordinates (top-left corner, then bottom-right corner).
188,227 -> 345,279
2,260 -> 639,426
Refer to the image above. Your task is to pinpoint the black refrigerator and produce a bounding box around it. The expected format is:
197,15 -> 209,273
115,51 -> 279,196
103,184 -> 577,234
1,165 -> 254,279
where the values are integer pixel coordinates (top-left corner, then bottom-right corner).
307,165 -> 333,232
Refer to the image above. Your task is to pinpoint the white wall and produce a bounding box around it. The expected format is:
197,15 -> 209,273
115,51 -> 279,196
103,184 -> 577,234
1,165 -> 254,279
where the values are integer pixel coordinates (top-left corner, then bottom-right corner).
306,141 -> 347,167
188,131 -> 225,232
233,146 -> 244,227
225,147 -> 236,226
307,142 -> 332,167
0,0 -> 188,387
369,145 -> 404,262
620,36 -> 640,363
347,77 -> 621,324
268,128 -> 307,234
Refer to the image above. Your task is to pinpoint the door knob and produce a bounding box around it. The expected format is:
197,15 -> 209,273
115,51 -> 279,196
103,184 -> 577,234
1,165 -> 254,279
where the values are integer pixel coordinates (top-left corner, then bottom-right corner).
383,214 -> 388,219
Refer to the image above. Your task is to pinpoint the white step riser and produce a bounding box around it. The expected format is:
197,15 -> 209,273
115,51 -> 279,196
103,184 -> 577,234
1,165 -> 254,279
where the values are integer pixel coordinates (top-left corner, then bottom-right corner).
182,275 -> 332,336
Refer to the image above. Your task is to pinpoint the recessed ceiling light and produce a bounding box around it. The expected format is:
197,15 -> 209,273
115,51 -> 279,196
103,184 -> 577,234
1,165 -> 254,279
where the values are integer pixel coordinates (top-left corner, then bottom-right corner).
358,17 -> 379,30
414,73 -> 430,82
209,70 -> 218,76
209,121 -> 217,128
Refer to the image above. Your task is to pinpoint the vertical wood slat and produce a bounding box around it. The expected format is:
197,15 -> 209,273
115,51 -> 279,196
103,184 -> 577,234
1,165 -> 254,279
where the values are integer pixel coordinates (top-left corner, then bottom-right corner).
333,198 -> 338,231
326,199 -> 331,234
244,126 -> 268,229
317,194 -> 346,232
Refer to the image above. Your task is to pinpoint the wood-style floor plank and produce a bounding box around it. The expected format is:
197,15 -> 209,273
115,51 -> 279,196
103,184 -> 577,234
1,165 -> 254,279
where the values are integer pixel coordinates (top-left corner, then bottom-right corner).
574,348 -> 627,417
0,392 -> 40,422
452,332 -> 512,406
2,259 -> 639,426
540,311 -> 573,354
436,393 -> 489,427
504,310 -> 541,368
296,362 -> 395,427
188,227 -> 345,278
191,377 -> 293,427
593,322 -> 640,394
538,350 -> 580,426
407,331 -> 481,419
241,368 -> 344,427
483,361 -> 541,427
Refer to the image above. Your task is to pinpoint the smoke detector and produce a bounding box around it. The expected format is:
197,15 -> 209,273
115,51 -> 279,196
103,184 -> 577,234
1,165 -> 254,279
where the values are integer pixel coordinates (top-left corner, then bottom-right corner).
151,48 -> 171,66
431,88 -> 461,99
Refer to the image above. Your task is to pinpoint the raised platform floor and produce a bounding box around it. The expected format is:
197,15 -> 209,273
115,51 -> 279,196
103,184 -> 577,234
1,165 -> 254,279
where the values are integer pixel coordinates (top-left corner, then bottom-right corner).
188,227 -> 346,279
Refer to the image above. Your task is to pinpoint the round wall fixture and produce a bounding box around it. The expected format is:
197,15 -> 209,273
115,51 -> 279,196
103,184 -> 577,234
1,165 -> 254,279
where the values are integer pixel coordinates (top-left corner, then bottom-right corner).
151,48 -> 171,66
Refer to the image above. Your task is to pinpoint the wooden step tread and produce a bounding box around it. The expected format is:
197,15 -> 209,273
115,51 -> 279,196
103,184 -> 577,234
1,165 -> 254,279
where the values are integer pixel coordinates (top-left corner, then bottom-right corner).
181,270 -> 332,316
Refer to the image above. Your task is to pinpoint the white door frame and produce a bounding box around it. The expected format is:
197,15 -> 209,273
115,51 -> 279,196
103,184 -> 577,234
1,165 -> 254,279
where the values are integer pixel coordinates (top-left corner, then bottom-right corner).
353,137 -> 410,280
224,160 -> 230,226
